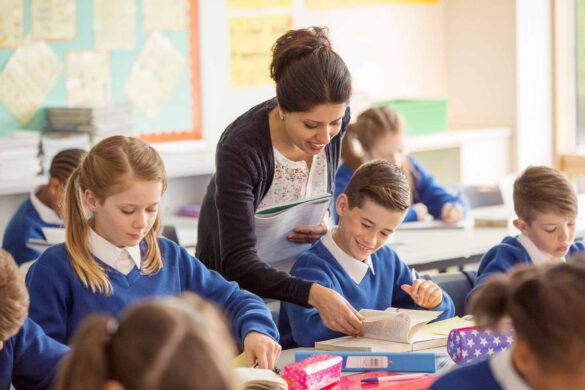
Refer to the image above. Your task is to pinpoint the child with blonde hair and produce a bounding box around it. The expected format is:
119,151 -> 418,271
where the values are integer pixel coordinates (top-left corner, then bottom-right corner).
0,249 -> 68,389
334,106 -> 466,224
26,136 -> 280,369
56,292 -> 239,390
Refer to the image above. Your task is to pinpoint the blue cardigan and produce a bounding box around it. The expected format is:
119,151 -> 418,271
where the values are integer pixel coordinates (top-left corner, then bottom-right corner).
279,242 -> 455,348
0,317 -> 68,390
25,238 -> 279,345
2,197 -> 62,265
466,236 -> 585,305
332,156 -> 467,223
430,358 -> 501,390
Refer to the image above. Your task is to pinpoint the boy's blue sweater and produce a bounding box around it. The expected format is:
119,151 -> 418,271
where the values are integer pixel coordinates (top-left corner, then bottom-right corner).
430,358 -> 501,390
26,238 -> 279,345
0,317 -> 68,390
279,242 -> 455,347
2,197 -> 62,265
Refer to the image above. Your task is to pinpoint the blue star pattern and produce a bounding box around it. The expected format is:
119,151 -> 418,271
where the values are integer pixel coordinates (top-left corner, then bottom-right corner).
447,327 -> 514,365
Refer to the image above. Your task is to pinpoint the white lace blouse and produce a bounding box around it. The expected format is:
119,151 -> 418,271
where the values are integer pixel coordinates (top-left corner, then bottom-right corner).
258,148 -> 328,209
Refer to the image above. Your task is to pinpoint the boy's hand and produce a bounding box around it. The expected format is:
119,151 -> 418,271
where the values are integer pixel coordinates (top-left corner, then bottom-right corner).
441,203 -> 464,224
401,279 -> 443,309
288,222 -> 327,244
308,283 -> 364,336
243,331 -> 281,369
412,203 -> 429,221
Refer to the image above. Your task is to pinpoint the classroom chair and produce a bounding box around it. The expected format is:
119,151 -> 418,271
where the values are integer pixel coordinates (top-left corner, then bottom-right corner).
423,271 -> 477,317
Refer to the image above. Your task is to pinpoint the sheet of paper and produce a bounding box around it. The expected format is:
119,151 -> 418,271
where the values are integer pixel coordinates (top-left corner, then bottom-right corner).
123,32 -> 185,120
255,197 -> 330,264
142,0 -> 187,31
229,15 -> 291,87
94,0 -> 136,50
66,51 -> 111,107
0,0 -> 23,48
31,0 -> 76,40
421,316 -> 475,336
0,41 -> 61,124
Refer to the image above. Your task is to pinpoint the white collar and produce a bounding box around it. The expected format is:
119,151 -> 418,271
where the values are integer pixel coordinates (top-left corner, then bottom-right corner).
30,186 -> 62,225
489,348 -> 531,390
517,234 -> 565,264
89,228 -> 141,269
321,227 -> 374,284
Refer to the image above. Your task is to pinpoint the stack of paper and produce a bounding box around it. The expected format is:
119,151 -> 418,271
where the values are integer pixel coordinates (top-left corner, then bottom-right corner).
44,103 -> 135,144
40,132 -> 91,173
0,131 -> 41,180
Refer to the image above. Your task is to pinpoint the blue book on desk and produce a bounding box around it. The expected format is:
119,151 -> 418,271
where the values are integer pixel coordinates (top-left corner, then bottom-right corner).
294,351 -> 439,373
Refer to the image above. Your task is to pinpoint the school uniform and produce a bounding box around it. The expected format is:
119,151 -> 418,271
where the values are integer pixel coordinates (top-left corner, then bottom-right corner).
278,229 -> 455,348
0,317 -> 69,390
431,348 -> 530,390
332,156 -> 467,223
25,230 -> 279,345
467,235 -> 585,305
2,187 -> 62,265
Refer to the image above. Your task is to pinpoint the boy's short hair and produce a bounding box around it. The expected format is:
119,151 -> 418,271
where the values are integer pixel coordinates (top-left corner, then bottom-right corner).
513,166 -> 577,223
345,160 -> 410,212
0,249 -> 29,341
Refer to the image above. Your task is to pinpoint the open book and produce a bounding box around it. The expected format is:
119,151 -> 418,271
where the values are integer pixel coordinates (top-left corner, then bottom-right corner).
255,193 -> 331,265
315,307 -> 446,352
235,368 -> 288,390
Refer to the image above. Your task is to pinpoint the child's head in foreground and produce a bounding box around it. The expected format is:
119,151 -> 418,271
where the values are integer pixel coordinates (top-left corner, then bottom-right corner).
0,249 -> 29,350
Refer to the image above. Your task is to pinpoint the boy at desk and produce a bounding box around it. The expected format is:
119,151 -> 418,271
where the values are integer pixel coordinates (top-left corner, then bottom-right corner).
279,160 -> 455,348
467,166 -> 585,303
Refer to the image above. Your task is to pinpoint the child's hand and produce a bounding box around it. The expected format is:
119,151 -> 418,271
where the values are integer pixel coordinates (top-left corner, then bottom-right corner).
243,331 -> 282,369
400,279 -> 443,309
441,203 -> 464,224
288,222 -> 328,244
412,203 -> 429,221
308,284 -> 364,336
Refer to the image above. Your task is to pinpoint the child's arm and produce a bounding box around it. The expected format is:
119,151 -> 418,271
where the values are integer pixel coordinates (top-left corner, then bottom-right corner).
11,317 -> 69,390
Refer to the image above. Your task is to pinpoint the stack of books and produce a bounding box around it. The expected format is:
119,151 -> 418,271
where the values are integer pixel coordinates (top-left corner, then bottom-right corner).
44,103 -> 135,144
41,132 -> 91,174
0,131 -> 41,180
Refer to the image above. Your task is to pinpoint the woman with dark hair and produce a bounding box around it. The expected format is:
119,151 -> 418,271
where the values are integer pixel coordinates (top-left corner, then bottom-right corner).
197,27 -> 364,337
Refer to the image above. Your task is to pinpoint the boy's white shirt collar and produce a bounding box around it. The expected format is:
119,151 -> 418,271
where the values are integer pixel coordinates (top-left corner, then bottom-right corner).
30,186 -> 62,225
321,227 -> 374,284
89,228 -> 141,270
489,348 -> 531,390
517,234 -> 566,264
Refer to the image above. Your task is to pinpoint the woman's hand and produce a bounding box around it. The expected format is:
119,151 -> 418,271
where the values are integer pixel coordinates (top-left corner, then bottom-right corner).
243,331 -> 282,369
400,279 -> 443,309
308,283 -> 364,336
288,222 -> 328,244
441,203 -> 464,224
412,203 -> 429,221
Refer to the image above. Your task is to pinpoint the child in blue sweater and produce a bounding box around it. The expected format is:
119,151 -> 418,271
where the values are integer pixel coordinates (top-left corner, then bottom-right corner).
279,160 -> 455,347
25,136 -> 281,369
2,149 -> 86,265
56,293 -> 239,390
333,106 -> 466,224
0,249 -> 68,390
468,166 -> 585,304
432,260 -> 585,390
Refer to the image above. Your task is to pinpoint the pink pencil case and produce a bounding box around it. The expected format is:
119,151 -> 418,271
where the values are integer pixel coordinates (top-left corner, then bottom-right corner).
282,353 -> 342,390
447,326 -> 514,365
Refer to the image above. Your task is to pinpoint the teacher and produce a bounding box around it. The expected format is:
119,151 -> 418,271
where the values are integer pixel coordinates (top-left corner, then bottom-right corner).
197,26 -> 363,336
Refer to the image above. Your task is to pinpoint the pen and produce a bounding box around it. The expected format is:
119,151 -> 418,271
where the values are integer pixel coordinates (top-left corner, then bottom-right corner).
361,373 -> 429,383
410,268 -> 419,303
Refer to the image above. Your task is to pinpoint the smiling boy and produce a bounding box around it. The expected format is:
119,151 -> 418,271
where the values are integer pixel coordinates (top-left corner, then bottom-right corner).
467,166 -> 585,304
278,160 -> 455,348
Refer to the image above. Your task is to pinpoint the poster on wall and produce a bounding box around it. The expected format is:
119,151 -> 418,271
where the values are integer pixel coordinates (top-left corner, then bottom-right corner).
142,0 -> 188,31
31,0 -> 77,41
66,51 -> 111,107
229,15 -> 292,87
227,0 -> 293,7
306,0 -> 438,9
0,0 -> 23,48
0,41 -> 61,124
94,0 -> 136,50
123,32 -> 186,121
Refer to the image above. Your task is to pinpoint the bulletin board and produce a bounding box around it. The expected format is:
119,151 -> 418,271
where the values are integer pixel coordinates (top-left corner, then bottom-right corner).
0,0 -> 201,142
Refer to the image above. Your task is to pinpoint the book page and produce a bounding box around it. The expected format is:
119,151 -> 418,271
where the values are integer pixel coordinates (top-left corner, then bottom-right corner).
235,368 -> 287,390
255,197 -> 330,264
362,312 -> 411,343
